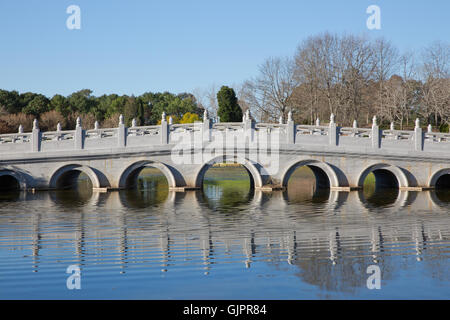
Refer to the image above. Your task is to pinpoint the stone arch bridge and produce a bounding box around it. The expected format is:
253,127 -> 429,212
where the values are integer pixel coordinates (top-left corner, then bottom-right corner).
1,112 -> 450,192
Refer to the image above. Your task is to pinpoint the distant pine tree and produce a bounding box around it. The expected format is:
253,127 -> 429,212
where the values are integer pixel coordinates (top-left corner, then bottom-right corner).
217,86 -> 242,122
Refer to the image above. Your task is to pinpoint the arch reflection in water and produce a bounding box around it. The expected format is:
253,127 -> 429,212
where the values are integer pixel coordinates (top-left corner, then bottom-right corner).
359,172 -> 399,209
201,164 -> 253,212
119,167 -> 169,208
49,174 -> 94,208
0,177 -> 449,298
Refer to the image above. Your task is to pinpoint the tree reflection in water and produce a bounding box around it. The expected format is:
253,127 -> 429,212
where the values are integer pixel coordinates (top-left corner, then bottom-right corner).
202,165 -> 253,212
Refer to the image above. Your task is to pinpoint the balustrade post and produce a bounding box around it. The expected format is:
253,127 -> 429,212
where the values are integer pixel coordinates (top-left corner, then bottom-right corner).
329,114 -> 338,146
287,110 -> 295,144
352,120 -> 357,137
371,116 -> 380,149
203,110 -> 211,143
74,117 -> 84,150
31,119 -> 41,152
160,112 -> 168,144
118,114 -> 127,147
414,118 -> 423,151
244,109 -> 254,143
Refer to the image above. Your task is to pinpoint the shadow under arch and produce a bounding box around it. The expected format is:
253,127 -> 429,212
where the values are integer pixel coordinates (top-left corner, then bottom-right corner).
194,155 -> 263,189
281,159 -> 340,189
357,163 -> 409,189
0,169 -> 28,191
118,160 -> 178,189
428,168 -> 450,189
49,164 -> 101,189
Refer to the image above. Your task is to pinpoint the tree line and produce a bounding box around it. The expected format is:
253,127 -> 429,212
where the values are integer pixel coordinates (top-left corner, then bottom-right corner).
238,32 -> 450,131
0,89 -> 203,133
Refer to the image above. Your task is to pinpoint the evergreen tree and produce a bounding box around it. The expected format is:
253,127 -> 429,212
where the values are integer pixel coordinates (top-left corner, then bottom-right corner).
123,96 -> 140,126
217,86 -> 242,122
23,95 -> 50,116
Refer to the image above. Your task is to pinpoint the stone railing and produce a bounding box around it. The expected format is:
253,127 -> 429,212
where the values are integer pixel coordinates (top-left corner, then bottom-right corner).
0,110 -> 449,156
0,132 -> 32,144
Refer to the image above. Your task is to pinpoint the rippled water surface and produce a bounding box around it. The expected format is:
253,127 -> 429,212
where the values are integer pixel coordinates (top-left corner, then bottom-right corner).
0,167 -> 449,299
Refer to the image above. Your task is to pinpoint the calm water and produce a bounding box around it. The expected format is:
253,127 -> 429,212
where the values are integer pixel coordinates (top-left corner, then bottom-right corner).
0,167 -> 449,299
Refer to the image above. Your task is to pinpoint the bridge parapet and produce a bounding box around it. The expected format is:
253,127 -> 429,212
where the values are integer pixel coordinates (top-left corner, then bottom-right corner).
0,132 -> 32,143
0,114 -> 450,158
424,131 -> 450,143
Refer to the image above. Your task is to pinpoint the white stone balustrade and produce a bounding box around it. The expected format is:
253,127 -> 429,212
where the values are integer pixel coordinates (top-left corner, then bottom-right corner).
0,114 -> 449,155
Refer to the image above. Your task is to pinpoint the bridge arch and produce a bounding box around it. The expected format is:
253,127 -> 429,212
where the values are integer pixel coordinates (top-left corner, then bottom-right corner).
0,169 -> 27,191
428,168 -> 450,188
118,160 -> 177,189
195,155 -> 263,189
49,164 -> 101,189
281,159 -> 340,189
357,163 -> 409,189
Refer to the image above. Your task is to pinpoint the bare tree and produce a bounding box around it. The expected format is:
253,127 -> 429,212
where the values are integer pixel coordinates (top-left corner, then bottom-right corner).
241,57 -> 298,122
240,32 -> 449,131
372,38 -> 400,122
420,42 -> 450,128
294,35 -> 324,124
293,33 -> 376,126
192,87 -> 207,112
205,84 -> 219,117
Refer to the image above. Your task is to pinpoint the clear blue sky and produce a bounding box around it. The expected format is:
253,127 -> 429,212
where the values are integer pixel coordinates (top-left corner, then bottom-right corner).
0,0 -> 449,97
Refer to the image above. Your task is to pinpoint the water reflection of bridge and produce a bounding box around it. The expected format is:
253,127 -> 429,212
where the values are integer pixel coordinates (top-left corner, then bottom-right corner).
1,189 -> 448,292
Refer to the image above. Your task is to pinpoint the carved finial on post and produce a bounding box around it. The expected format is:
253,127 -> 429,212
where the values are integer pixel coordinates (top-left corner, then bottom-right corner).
18,124 -> 23,133
330,113 -> 335,124
94,121 -> 99,130
353,120 -> 357,128
203,109 -> 208,122
161,112 -> 166,123
57,122 -> 62,131
414,118 -> 423,151
169,116 -> 173,125
390,122 -> 395,131
279,116 -> 283,124
119,114 -> 124,125
428,124 -> 432,133
76,117 -> 82,128
287,110 -> 292,122
31,119 -> 40,152
372,115 -> 377,127
131,118 -> 137,127
246,109 -> 250,121
316,118 -> 320,126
